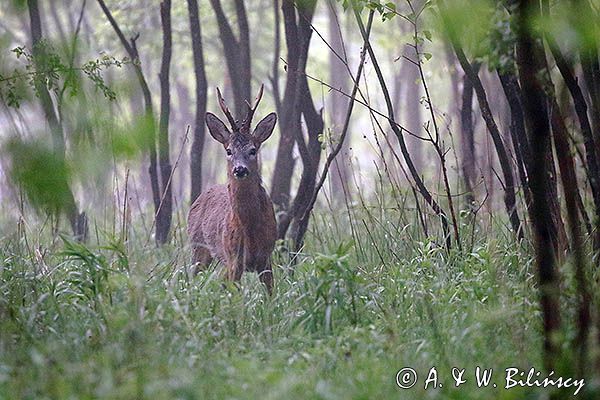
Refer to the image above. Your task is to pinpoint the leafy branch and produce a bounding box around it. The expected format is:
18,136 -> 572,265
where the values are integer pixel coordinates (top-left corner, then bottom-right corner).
0,43 -> 130,108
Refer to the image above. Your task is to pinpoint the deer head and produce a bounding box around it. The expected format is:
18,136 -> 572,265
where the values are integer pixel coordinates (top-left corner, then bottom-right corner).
205,85 -> 277,180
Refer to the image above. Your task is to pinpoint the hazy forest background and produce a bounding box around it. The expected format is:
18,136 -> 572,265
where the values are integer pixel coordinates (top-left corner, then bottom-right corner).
1,0 -> 600,398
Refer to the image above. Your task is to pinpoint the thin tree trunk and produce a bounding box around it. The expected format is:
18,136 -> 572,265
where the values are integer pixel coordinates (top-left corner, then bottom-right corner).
327,0 -> 350,203
446,33 -> 523,239
293,10 -> 374,252
549,98 -> 590,375
288,74 -> 323,246
270,0 -> 282,115
354,6 -> 452,250
187,0 -> 208,203
234,0 -> 251,106
155,0 -> 173,245
497,71 -> 531,204
547,33 -> 600,250
96,0 -> 161,235
515,0 -> 561,371
28,0 -> 87,241
460,62 -> 480,209
275,0 -> 319,238
209,0 -> 251,118
275,0 -> 322,241
271,0 -> 303,209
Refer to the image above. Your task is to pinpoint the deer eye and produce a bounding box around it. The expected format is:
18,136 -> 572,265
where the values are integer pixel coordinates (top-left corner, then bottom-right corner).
226,148 -> 232,156
248,148 -> 257,156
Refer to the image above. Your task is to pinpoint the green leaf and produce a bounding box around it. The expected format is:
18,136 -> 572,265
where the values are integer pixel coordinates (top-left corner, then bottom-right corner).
5,138 -> 73,215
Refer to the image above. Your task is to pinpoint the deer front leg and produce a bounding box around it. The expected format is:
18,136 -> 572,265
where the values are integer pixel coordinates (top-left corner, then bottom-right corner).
225,242 -> 245,283
258,262 -> 273,295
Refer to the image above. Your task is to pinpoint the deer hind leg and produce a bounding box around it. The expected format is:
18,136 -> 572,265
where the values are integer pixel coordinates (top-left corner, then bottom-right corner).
192,246 -> 213,275
258,263 -> 273,295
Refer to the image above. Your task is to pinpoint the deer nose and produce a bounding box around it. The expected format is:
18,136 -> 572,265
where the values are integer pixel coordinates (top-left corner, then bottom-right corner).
232,165 -> 249,179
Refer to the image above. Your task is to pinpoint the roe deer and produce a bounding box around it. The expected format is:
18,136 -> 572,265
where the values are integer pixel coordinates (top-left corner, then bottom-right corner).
188,85 -> 277,293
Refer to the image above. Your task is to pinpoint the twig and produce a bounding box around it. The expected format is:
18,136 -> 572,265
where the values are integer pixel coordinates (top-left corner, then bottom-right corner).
293,10 -> 375,251
145,125 -> 190,246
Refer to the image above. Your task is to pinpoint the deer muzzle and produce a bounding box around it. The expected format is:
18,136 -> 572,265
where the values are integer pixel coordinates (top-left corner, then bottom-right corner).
232,165 -> 250,179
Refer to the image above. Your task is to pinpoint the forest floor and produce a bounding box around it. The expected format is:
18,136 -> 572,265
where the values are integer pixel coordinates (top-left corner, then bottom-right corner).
0,206 -> 589,399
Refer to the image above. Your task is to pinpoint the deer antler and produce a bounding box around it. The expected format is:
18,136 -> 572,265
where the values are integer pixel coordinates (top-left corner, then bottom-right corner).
216,87 -> 238,131
241,84 -> 264,134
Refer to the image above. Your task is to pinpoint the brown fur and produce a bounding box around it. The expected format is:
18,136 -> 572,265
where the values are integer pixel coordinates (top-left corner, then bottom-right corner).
187,87 -> 277,293
188,177 -> 277,292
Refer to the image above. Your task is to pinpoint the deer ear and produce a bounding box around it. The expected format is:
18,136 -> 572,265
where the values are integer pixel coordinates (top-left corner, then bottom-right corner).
206,112 -> 230,144
252,112 -> 277,144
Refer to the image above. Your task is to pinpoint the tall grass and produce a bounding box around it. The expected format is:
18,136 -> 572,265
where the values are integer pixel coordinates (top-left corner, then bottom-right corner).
0,194 -> 587,399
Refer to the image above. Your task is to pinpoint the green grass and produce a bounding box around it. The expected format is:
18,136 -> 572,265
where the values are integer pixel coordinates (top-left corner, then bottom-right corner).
0,204 -> 593,399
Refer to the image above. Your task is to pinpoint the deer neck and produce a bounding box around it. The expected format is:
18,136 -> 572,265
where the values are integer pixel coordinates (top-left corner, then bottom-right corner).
227,175 -> 262,225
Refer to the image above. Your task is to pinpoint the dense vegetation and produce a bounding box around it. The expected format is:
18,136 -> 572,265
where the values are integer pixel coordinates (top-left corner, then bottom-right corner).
2,211 -> 546,399
1,0 -> 600,398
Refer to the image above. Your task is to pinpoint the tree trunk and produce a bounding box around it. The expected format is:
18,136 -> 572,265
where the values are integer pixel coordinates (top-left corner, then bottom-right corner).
497,71 -> 531,204
275,0 -> 322,241
354,6 -> 452,249
155,0 -> 173,245
549,97 -> 590,375
292,10 -> 375,253
460,63 -> 480,208
96,0 -> 162,242
275,0 -> 320,238
28,0 -> 88,241
327,0 -> 350,203
209,0 -> 252,118
547,33 -> 600,250
447,38 -> 523,239
187,0 -> 208,203
515,0 -> 561,371
271,0 -> 304,209
270,0 -> 282,115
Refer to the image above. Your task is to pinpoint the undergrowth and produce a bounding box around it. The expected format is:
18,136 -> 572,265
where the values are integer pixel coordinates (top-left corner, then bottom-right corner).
0,202 -> 592,399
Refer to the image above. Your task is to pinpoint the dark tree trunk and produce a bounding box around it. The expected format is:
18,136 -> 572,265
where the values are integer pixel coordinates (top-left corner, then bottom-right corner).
271,0 -> 304,209
155,0 -> 173,245
498,68 -> 566,254
448,38 -> 523,239
270,0 -> 282,115
497,71 -> 531,196
292,10 -> 375,253
275,0 -> 320,238
209,0 -> 252,118
234,0 -> 251,107
187,0 -> 208,203
460,63 -> 480,208
275,0 -> 322,241
96,0 -> 162,240
546,33 -> 600,250
515,0 -> 561,371
28,0 -> 88,241
549,98 -> 591,374
289,74 -> 324,246
355,6 -> 452,249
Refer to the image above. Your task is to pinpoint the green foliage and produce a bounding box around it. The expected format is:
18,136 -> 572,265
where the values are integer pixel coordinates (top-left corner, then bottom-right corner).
537,1 -> 600,53
1,203 -> 591,398
480,4 -> 517,73
4,138 -> 73,216
106,113 -> 156,159
0,42 -> 128,108
340,0 -> 400,21
433,0 -> 496,56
